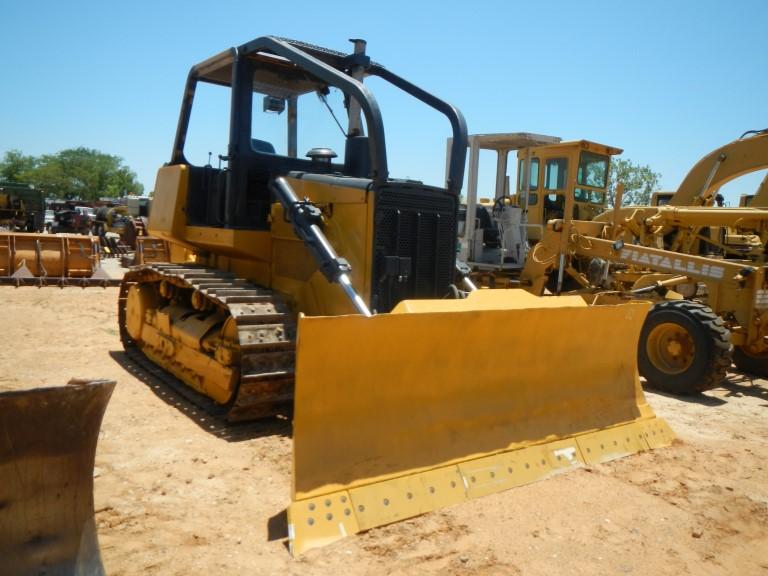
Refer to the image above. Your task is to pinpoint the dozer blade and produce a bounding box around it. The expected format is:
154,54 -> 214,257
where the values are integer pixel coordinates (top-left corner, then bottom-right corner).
288,290 -> 674,554
0,379 -> 115,576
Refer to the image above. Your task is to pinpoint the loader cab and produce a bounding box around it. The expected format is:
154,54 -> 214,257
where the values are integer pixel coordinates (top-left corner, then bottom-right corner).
456,134 -> 620,277
518,141 -> 621,241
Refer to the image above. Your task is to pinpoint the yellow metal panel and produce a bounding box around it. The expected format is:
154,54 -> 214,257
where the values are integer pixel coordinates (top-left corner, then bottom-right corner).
636,417 -> 676,449
392,288 -> 590,313
286,177 -> 368,205
287,490 -> 359,556
348,466 -> 466,531
576,422 -> 649,465
458,439 -> 584,500
292,296 -> 653,500
185,227 -> 272,261
270,178 -> 371,316
149,165 -> 189,240
288,427 -> 673,555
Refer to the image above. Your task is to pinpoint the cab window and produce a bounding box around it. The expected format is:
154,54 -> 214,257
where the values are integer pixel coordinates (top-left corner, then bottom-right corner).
544,158 -> 568,190
518,158 -> 540,192
574,188 -> 605,205
577,152 -> 608,188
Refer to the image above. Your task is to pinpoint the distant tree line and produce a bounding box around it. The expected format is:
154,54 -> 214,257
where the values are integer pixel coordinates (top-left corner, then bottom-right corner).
607,158 -> 661,208
0,148 -> 144,200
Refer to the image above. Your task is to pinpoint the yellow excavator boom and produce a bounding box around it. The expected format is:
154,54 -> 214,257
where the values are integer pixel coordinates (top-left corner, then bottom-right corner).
670,128 -> 768,206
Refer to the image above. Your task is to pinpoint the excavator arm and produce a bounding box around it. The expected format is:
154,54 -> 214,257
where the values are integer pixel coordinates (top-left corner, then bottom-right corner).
670,128 -> 768,206
749,171 -> 768,207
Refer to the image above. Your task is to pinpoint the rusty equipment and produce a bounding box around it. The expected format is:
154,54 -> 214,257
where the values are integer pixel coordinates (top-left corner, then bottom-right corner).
0,379 -> 115,576
132,236 -> 171,266
0,231 -> 116,286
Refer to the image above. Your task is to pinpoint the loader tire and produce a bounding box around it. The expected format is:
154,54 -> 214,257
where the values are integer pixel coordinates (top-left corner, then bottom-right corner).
732,345 -> 768,377
638,300 -> 731,395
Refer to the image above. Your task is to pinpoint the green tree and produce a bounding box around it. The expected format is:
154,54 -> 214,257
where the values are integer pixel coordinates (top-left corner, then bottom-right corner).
0,149 -> 37,182
1,147 -> 143,200
607,158 -> 662,208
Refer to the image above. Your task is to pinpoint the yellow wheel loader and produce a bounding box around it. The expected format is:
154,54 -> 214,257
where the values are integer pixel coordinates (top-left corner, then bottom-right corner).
121,35 -> 673,554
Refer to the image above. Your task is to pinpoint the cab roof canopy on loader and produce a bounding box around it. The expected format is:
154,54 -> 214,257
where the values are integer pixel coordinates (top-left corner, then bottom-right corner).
126,36 -> 673,555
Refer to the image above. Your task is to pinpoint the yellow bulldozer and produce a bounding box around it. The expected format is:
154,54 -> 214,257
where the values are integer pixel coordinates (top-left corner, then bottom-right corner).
520,128 -> 768,392
119,35 -> 673,554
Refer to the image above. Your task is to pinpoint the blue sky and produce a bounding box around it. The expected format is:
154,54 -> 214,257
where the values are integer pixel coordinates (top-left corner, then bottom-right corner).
1,0 -> 766,205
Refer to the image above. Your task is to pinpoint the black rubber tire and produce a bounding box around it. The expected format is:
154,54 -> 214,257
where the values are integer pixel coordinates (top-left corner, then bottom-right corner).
638,300 -> 732,395
733,346 -> 768,377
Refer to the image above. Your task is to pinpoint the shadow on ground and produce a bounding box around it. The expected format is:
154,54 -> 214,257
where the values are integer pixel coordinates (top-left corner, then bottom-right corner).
720,371 -> 768,404
643,371 -> 768,407
108,350 -> 292,442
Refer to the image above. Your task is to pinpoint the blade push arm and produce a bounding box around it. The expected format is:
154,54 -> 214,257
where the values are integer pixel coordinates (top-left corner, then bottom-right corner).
270,176 -> 372,317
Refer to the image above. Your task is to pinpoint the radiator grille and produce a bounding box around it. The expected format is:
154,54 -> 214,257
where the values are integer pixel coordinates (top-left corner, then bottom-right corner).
372,183 -> 458,312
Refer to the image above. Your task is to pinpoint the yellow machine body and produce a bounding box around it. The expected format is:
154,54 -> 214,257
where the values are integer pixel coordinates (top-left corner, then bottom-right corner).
124,36 -> 675,554
140,162 -> 674,553
288,290 -> 672,553
149,164 -> 371,317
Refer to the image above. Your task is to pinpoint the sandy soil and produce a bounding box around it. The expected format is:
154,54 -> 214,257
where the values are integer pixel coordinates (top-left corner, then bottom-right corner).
1,285 -> 767,575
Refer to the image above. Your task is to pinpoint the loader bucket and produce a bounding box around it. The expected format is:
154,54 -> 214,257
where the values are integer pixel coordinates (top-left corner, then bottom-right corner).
0,379 -> 115,576
288,290 -> 674,554
0,232 -> 117,286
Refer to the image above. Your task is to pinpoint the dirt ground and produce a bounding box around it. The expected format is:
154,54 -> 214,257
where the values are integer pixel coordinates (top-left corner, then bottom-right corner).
1,285 -> 767,575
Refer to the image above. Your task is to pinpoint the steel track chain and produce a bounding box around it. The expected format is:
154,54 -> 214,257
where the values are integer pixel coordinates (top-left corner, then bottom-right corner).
118,263 -> 296,421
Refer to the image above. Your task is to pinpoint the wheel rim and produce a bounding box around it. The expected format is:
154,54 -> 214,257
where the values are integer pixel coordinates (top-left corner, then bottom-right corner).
646,322 -> 695,374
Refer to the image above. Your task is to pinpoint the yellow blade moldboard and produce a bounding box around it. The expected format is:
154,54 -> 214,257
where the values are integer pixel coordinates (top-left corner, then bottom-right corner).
288,290 -> 674,554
